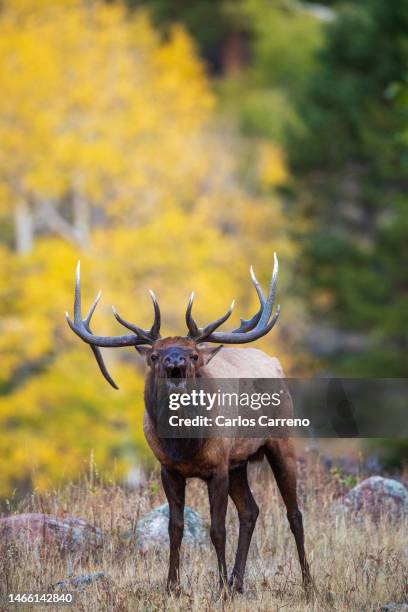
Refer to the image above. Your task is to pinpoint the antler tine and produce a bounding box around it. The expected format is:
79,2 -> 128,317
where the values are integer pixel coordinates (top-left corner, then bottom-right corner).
259,252 -> 278,327
87,345 -> 119,390
84,289 -> 102,326
198,300 -> 235,340
112,290 -> 161,342
66,261 -> 144,347
186,253 -> 280,344
186,291 -> 235,341
111,306 -> 154,343
231,266 -> 264,333
250,265 -> 266,305
83,303 -> 119,390
79,283 -> 119,389
66,261 -> 159,388
73,260 -> 82,323
149,290 -> 161,339
186,292 -> 200,337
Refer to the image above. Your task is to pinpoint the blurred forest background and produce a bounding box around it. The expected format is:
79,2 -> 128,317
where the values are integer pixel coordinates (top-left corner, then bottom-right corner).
0,0 -> 407,498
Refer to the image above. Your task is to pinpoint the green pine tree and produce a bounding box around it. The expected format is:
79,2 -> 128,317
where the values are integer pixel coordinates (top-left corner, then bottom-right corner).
288,0 -> 408,376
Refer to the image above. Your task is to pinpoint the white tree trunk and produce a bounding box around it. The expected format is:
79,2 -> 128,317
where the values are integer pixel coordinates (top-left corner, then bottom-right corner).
14,200 -> 33,254
72,188 -> 90,248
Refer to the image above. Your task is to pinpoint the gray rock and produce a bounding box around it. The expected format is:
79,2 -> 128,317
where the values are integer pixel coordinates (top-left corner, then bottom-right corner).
0,513 -> 102,555
332,476 -> 408,522
134,504 -> 207,550
380,604 -> 408,611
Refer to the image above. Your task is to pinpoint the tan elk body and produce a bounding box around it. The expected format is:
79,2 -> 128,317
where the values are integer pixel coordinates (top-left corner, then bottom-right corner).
144,347 -> 289,478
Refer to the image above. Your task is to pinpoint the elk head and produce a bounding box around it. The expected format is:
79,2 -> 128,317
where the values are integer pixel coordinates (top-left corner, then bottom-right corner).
66,255 -> 280,390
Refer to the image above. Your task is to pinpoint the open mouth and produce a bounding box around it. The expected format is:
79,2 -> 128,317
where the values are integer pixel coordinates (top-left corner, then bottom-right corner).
166,366 -> 187,390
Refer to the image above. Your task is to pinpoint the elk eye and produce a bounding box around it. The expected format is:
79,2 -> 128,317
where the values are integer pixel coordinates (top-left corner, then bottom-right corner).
191,353 -> 199,361
150,354 -> 158,362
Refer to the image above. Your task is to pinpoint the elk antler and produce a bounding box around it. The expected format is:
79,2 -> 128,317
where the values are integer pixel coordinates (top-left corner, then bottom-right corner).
66,261 -> 161,388
185,253 -> 280,344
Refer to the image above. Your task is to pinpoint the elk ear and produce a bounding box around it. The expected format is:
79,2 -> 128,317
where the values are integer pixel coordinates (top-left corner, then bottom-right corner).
200,345 -> 223,365
135,345 -> 151,360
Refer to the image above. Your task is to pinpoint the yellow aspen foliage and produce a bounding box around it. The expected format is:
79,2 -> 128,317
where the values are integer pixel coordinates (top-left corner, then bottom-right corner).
0,1 -> 213,218
0,1 -> 298,497
257,141 -> 289,189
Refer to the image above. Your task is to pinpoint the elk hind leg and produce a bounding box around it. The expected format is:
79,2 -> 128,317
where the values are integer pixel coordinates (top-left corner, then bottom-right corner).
265,441 -> 312,590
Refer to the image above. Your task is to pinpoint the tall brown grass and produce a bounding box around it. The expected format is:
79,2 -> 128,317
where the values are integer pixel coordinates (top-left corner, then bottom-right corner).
1,455 -> 407,611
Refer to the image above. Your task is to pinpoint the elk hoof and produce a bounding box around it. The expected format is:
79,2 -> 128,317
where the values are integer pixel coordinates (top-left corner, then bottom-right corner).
303,578 -> 315,601
166,582 -> 182,598
213,582 -> 233,601
218,587 -> 232,602
228,575 -> 244,595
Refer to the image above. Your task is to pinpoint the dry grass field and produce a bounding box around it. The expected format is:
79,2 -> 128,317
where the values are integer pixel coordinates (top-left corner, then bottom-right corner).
1,455 -> 407,612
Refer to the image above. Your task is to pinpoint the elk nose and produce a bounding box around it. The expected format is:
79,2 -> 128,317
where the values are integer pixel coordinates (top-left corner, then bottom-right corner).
164,355 -> 186,369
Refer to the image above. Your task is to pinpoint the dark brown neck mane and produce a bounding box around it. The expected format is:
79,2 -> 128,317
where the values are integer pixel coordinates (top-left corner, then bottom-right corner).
144,370 -> 205,463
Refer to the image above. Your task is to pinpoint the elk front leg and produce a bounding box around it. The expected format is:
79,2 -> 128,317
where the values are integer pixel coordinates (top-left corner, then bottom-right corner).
161,466 -> 186,594
265,441 -> 312,591
228,462 -> 259,593
207,469 -> 229,591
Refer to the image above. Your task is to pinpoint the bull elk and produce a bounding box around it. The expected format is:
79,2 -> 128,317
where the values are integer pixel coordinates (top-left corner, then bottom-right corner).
66,255 -> 311,595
